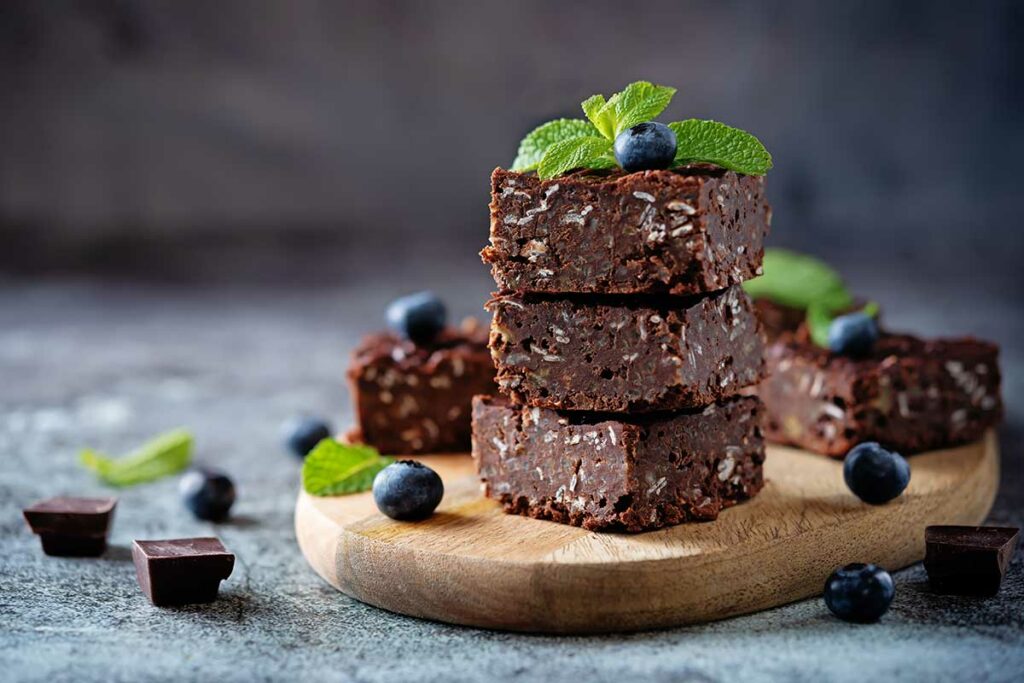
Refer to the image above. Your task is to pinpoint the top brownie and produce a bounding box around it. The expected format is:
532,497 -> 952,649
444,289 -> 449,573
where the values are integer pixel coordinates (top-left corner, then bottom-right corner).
483,166 -> 770,295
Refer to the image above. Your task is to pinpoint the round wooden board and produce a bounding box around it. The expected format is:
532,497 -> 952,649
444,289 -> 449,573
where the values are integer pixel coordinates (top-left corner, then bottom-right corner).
295,432 -> 999,634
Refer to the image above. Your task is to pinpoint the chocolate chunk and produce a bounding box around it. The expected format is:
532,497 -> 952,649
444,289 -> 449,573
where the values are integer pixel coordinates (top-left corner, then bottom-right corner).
924,525 -> 1019,596
23,496 -> 117,557
132,537 -> 235,606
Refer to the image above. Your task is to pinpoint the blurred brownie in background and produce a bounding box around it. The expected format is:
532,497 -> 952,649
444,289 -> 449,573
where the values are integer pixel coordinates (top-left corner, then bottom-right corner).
761,330 -> 1002,457
347,319 -> 497,454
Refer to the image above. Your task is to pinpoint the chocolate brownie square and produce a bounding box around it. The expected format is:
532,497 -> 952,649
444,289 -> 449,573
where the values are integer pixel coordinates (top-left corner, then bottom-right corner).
488,285 -> 765,412
472,394 -> 765,532
483,166 -> 770,295
761,332 -> 1002,457
347,320 -> 497,454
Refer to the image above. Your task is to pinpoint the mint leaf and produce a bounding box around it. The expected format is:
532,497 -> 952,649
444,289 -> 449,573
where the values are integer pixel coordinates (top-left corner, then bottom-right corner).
607,81 -> 676,136
511,119 -> 598,172
807,301 -> 880,349
302,439 -> 393,496
79,429 -> 193,487
581,95 -> 615,139
536,136 -> 615,180
743,248 -> 853,311
668,120 -> 772,176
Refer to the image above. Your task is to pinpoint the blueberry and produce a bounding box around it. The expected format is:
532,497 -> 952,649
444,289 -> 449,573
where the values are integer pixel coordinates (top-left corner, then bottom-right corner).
613,122 -> 677,173
281,415 -> 332,459
179,468 -> 236,521
386,291 -> 447,346
828,312 -> 879,356
843,442 -> 910,505
824,563 -> 895,623
372,460 -> 444,521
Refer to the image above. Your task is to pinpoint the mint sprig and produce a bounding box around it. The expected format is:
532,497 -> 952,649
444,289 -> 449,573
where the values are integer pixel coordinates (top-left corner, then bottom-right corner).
668,120 -> 772,176
511,119 -> 598,172
79,429 -> 193,487
512,81 -> 771,179
302,439 -> 394,496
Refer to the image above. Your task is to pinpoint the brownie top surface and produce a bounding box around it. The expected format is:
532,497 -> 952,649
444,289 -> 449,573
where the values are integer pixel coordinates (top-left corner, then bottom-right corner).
493,164 -> 733,187
133,537 -> 230,558
774,331 -> 999,367
925,526 -> 1019,548
25,496 -> 117,515
351,319 -> 489,369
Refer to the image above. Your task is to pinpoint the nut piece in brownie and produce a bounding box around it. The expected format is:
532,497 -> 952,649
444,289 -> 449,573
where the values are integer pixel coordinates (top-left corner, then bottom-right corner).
761,332 -> 1002,457
472,395 -> 765,532
483,166 -> 770,296
347,320 -> 497,454
488,284 -> 765,413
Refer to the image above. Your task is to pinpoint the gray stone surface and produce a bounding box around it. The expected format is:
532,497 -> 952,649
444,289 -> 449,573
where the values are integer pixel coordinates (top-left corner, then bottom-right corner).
1,269 -> 1022,682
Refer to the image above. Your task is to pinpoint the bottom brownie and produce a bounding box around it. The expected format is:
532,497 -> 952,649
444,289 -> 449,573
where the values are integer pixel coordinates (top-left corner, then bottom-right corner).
471,395 -> 765,533
761,332 -> 1002,457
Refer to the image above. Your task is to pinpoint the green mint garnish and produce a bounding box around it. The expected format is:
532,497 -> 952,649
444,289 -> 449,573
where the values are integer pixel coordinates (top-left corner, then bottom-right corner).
511,80 -> 771,179
807,301 -> 880,349
742,248 -> 853,311
79,428 -> 193,487
512,119 -> 599,173
536,136 -> 617,180
668,120 -> 773,176
302,439 -> 394,496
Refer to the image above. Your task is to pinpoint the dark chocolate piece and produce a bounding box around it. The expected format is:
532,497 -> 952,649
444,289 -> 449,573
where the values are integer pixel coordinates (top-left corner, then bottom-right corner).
760,332 -> 1002,457
471,394 -> 765,532
23,496 -> 117,557
346,319 -> 497,454
483,166 -> 770,295
924,525 -> 1019,596
488,285 -> 765,413
132,538 -> 235,606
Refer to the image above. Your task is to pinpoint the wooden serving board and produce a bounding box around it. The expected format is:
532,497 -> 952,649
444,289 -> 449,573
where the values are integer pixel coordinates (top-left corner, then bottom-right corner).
295,432 -> 999,634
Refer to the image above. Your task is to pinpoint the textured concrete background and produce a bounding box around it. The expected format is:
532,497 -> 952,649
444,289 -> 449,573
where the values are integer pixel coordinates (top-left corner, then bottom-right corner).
1,256 -> 1022,682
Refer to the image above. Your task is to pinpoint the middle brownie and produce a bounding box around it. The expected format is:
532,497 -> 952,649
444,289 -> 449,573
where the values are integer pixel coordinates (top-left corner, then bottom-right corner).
488,284 -> 765,412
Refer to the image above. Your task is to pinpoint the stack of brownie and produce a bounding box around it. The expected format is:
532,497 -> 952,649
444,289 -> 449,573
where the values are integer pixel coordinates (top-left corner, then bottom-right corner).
471,166 -> 772,532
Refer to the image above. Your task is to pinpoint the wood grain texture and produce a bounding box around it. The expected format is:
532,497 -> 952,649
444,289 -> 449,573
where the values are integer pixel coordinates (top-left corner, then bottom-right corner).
295,432 -> 999,634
